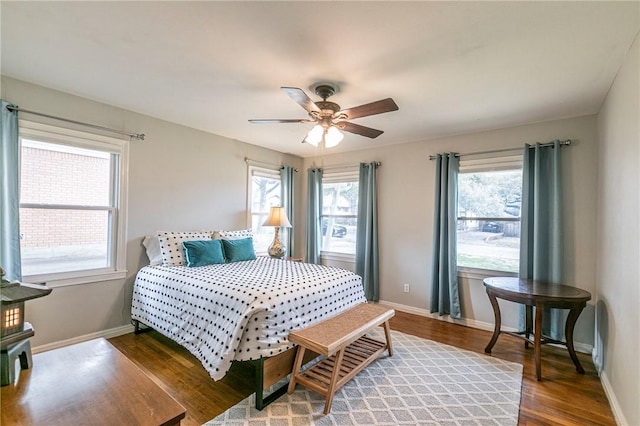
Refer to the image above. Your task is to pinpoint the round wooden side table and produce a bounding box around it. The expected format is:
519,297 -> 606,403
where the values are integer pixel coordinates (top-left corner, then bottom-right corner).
483,276 -> 591,381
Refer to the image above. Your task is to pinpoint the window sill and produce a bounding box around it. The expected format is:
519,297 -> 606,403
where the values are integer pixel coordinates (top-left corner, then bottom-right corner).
23,269 -> 127,288
457,267 -> 517,281
320,252 -> 356,263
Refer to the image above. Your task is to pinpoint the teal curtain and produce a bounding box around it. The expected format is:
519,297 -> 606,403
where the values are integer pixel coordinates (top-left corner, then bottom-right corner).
519,140 -> 564,340
280,165 -> 295,257
305,168 -> 323,264
356,162 -> 379,301
0,100 -> 22,281
430,153 -> 460,318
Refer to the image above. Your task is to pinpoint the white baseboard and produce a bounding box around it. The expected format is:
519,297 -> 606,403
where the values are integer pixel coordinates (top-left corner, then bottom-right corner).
600,370 -> 629,426
378,300 -> 504,332
32,324 -> 136,354
378,300 -> 593,354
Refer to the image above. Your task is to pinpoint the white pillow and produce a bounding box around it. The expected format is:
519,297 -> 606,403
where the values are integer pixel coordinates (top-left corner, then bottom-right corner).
212,229 -> 253,240
157,231 -> 213,266
142,235 -> 163,266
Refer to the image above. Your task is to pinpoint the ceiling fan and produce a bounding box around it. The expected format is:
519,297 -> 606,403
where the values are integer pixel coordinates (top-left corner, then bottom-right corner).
249,83 -> 399,148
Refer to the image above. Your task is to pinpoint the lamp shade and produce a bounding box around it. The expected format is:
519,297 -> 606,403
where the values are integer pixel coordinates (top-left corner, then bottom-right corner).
304,125 -> 323,146
262,206 -> 292,228
324,126 -> 344,148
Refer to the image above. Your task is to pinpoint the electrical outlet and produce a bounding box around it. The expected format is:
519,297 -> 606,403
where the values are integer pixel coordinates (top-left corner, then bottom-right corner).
403,283 -> 410,293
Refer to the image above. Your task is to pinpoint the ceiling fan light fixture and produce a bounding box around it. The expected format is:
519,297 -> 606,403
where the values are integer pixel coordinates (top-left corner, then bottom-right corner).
324,126 -> 344,148
250,85 -> 398,148
305,124 -> 323,146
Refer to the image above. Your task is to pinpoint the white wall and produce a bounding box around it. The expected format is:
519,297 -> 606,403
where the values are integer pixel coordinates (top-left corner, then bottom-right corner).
1,76 -> 303,347
303,114 -> 599,347
595,34 -> 639,426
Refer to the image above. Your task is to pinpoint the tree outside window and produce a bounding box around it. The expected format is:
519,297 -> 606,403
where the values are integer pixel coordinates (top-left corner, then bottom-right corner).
249,168 -> 281,253
457,166 -> 522,273
321,171 -> 359,255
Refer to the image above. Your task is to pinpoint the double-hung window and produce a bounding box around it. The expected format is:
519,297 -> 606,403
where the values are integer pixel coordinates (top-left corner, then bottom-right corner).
18,121 -> 128,285
456,155 -> 522,274
248,166 -> 282,254
321,169 -> 359,257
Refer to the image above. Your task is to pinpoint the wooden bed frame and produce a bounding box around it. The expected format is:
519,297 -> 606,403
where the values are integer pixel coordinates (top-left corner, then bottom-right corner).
133,320 -> 317,410
248,345 -> 318,409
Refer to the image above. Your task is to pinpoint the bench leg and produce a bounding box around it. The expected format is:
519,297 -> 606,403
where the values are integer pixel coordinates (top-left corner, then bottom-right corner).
324,349 -> 345,415
382,320 -> 393,356
287,346 -> 306,395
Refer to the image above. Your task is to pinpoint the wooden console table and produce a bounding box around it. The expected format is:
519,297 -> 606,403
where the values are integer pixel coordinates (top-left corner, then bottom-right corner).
1,338 -> 186,425
287,303 -> 394,414
483,277 -> 591,381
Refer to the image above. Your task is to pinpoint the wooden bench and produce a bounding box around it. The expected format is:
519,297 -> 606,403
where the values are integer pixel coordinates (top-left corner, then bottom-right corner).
287,303 -> 394,414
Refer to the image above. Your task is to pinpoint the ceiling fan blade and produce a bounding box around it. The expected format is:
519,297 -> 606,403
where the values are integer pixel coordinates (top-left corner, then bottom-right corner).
336,121 -> 384,138
337,98 -> 398,120
249,118 -> 314,124
281,87 -> 321,114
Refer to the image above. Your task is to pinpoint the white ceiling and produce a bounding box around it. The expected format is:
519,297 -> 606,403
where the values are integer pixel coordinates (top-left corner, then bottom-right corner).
1,1 -> 638,157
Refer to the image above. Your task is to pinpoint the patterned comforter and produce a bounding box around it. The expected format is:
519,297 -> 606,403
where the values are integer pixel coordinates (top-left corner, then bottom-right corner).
131,256 -> 366,380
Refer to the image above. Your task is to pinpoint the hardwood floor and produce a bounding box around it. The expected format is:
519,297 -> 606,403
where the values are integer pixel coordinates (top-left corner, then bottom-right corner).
108,311 -> 616,426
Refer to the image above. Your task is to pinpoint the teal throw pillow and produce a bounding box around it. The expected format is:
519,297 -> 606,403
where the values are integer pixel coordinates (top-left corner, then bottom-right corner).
222,237 -> 257,262
182,239 -> 225,267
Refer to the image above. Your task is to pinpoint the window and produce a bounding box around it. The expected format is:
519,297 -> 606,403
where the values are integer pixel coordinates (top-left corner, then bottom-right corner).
18,121 -> 128,284
321,169 -> 359,256
248,166 -> 282,254
456,156 -> 522,273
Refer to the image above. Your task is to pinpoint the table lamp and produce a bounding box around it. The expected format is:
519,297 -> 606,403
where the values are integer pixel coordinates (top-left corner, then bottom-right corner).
263,206 -> 292,258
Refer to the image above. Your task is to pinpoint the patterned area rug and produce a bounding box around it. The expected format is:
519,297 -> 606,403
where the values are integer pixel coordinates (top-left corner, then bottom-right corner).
205,329 -> 523,426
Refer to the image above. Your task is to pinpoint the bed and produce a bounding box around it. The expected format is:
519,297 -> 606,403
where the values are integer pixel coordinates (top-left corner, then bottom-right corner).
131,255 -> 367,407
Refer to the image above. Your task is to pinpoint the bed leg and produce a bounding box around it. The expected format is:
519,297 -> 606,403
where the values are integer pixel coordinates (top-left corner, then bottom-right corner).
133,320 -> 152,335
254,359 -> 288,410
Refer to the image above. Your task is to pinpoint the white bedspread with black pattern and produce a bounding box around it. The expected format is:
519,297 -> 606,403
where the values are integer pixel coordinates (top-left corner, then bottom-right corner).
131,257 -> 366,380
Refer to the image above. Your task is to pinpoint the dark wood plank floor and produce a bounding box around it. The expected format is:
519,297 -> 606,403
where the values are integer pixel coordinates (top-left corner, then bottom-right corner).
108,311 -> 616,426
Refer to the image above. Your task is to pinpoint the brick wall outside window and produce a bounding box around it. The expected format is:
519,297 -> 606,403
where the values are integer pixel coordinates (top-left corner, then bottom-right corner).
20,146 -> 110,248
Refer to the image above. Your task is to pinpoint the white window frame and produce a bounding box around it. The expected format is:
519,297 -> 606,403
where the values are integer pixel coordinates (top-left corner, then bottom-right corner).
456,155 -> 522,279
246,165 -> 282,255
320,168 -> 359,261
18,120 -> 129,287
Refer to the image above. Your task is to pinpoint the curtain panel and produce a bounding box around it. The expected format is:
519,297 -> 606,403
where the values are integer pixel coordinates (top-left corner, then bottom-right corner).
305,168 -> 323,264
0,100 -> 22,281
355,162 -> 379,302
519,140 -> 564,340
430,153 -> 460,319
280,165 -> 295,257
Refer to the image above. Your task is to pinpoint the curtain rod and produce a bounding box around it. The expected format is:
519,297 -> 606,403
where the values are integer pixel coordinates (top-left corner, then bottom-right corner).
244,157 -> 299,172
6,105 -> 145,140
428,139 -> 571,160
318,161 -> 381,172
